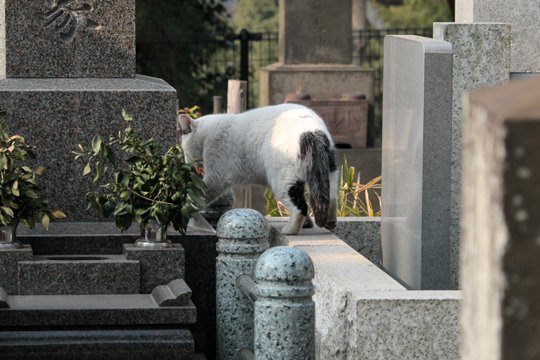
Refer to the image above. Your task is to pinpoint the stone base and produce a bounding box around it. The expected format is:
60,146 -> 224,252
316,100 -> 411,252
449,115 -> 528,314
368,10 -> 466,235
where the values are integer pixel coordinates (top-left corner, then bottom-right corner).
0,75 -> 177,221
259,63 -> 374,106
0,328 -> 194,360
0,246 -> 32,295
124,244 -> 185,294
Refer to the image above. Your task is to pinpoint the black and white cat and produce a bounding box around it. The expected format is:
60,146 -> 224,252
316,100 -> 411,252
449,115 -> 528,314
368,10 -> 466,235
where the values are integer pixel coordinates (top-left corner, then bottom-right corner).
179,103 -> 338,235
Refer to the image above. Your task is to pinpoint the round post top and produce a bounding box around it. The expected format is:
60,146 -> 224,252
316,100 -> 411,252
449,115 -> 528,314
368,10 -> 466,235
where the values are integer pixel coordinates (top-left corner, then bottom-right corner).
255,246 -> 314,282
216,208 -> 268,239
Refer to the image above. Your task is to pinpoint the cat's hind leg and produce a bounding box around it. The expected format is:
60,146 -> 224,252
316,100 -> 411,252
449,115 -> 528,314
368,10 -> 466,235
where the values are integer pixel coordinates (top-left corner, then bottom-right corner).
277,180 -> 309,235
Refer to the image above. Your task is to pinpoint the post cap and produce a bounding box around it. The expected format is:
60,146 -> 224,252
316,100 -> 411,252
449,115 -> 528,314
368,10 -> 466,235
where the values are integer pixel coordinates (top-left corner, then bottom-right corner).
216,208 -> 268,239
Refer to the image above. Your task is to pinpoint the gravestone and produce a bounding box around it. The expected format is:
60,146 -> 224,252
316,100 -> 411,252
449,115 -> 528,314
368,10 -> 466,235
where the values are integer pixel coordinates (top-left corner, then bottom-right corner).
461,76 -> 540,360
0,0 -> 176,221
433,22 -> 510,289
455,0 -> 540,73
260,0 -> 374,111
381,35 -> 453,290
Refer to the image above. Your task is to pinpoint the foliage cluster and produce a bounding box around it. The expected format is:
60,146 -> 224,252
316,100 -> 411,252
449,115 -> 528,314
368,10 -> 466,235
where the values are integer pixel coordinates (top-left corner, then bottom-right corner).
73,111 -> 206,234
372,0 -> 452,28
0,122 -> 65,228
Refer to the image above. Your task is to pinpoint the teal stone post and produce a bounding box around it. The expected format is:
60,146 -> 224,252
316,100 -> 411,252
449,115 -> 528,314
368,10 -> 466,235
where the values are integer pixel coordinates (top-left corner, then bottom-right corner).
254,246 -> 315,360
216,209 -> 269,360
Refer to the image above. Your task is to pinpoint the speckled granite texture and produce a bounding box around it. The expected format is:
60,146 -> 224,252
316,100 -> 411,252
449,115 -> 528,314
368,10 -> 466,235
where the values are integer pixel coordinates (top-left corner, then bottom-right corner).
151,279 -> 191,307
433,23 -> 510,289
0,329 -> 194,359
18,255 -> 140,295
0,75 -> 177,221
124,244 -> 185,294
216,209 -> 269,360
254,247 -> 315,360
455,0 -> 540,72
269,221 -> 461,360
4,0 -> 135,77
0,246 -> 32,295
333,217 -> 381,266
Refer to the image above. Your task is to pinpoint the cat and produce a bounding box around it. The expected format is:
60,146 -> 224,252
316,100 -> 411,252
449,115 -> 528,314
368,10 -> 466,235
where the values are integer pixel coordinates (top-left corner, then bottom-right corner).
179,103 -> 338,235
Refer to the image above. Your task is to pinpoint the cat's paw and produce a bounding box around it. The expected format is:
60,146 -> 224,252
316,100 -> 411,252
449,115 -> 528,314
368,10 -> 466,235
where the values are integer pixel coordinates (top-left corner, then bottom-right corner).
303,217 -> 314,228
282,223 -> 301,235
324,220 -> 337,230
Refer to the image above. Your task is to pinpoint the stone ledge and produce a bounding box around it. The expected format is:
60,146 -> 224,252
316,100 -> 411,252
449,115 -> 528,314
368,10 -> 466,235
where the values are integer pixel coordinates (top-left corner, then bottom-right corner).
268,219 -> 461,360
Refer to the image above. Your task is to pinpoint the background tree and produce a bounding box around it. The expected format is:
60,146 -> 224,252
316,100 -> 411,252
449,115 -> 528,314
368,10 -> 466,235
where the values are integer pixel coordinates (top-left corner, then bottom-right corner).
372,0 -> 452,28
136,0 -> 232,112
233,0 -> 278,32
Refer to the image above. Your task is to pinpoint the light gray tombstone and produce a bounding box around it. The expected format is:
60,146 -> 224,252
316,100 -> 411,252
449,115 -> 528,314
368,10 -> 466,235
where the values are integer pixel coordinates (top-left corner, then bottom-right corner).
381,35 -> 453,290
455,0 -> 540,73
433,22 -> 511,288
461,76 -> 540,360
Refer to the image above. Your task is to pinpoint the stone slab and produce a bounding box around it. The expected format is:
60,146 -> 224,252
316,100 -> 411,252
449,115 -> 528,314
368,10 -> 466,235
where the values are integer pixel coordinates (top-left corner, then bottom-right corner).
461,77 -> 540,360
333,217 -> 381,266
18,255 -> 140,295
2,0 -> 135,78
124,244 -> 185,294
0,329 -> 194,360
381,35 -> 453,289
259,64 -> 374,106
433,23 -> 511,289
151,279 -> 192,307
455,0 -> 540,72
270,222 -> 460,360
0,246 -> 32,295
0,75 -> 177,221
279,0 -> 352,65
0,294 -> 196,326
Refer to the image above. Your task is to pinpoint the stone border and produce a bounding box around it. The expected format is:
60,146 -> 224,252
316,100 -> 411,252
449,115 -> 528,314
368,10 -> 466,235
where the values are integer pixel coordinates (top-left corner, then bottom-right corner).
268,219 -> 461,360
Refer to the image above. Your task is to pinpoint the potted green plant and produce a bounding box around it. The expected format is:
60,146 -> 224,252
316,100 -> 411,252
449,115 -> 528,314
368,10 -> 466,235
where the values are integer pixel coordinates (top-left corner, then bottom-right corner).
73,110 -> 206,247
0,120 -> 66,248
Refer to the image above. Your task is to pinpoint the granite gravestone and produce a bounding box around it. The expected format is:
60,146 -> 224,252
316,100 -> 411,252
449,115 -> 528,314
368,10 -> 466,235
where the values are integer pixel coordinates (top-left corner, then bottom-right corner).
455,0 -> 540,73
461,76 -> 540,360
381,35 -> 453,290
260,0 -> 374,108
0,0 -> 176,221
433,22 -> 510,288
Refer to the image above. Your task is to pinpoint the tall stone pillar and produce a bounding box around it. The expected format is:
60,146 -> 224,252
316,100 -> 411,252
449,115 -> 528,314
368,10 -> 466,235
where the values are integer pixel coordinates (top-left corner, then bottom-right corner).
0,0 -> 177,221
260,0 -> 374,106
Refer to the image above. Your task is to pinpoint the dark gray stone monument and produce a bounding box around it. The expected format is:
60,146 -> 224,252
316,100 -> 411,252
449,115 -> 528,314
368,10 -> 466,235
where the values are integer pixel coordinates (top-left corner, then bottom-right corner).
461,76 -> 540,360
260,0 -> 374,108
0,1 -> 176,221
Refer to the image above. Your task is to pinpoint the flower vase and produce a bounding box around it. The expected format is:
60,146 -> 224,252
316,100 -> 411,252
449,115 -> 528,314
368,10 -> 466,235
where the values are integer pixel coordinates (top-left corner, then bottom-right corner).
135,219 -> 172,248
0,221 -> 22,249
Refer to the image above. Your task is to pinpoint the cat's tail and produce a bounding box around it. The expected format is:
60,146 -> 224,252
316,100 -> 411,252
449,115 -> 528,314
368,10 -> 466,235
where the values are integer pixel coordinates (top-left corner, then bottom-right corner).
299,130 -> 336,228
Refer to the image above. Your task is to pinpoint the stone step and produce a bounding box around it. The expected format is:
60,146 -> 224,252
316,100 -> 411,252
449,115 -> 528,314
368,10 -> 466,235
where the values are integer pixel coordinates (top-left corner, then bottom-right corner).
0,329 -> 195,360
18,255 -> 140,295
0,279 -> 195,326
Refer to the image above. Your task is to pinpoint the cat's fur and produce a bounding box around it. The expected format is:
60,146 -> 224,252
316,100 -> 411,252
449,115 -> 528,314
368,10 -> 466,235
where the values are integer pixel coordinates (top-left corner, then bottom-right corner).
179,103 -> 338,235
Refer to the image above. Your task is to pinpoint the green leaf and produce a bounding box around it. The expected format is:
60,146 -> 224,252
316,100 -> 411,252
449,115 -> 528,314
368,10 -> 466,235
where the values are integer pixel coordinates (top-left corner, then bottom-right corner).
11,181 -> 19,196
0,206 -> 14,218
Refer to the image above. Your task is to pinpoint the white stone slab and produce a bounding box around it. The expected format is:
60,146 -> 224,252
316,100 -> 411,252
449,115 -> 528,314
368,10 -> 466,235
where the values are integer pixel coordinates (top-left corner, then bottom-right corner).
381,36 -> 453,290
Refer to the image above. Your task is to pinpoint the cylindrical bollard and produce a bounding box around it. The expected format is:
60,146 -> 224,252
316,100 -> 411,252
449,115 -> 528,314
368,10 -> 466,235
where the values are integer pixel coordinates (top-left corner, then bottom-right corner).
216,209 -> 269,360
254,246 -> 315,360
255,246 -> 315,360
